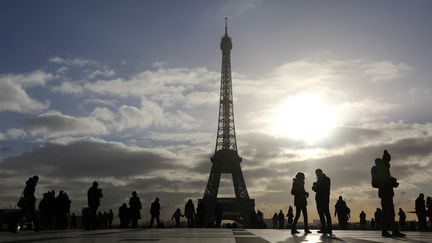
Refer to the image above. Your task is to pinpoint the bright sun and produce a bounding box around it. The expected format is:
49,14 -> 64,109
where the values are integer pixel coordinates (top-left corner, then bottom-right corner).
272,93 -> 341,145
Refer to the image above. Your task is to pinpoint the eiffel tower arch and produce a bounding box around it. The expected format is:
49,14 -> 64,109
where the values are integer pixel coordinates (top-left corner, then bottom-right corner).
199,18 -> 255,227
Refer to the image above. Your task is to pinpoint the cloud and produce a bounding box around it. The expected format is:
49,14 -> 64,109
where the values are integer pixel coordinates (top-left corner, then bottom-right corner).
0,70 -> 52,112
5,128 -> 27,140
84,67 -> 218,107
116,101 -> 197,131
0,70 -> 53,87
0,137 -> 179,179
79,99 -> 118,110
49,56 -> 96,66
91,107 -> 116,122
0,132 -> 5,141
364,61 -> 411,82
184,91 -> 219,108
24,111 -> 108,138
85,67 -> 115,79
51,81 -> 83,94
87,100 -> 198,132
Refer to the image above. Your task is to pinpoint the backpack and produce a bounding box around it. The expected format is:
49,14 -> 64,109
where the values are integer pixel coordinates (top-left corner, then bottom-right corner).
371,165 -> 380,188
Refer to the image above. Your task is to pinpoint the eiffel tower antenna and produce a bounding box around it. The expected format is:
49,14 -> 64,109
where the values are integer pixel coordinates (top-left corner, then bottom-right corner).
225,17 -> 228,35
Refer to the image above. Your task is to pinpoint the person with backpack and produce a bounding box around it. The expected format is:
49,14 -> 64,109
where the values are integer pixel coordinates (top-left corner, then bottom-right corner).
12,176 -> 40,232
334,196 -> 350,230
371,150 -> 405,237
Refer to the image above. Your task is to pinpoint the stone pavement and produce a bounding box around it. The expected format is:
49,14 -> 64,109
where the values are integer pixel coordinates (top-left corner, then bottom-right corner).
0,229 -> 431,243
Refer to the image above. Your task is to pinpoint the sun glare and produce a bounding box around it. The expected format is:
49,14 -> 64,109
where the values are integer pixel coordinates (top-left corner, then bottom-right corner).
272,93 -> 340,145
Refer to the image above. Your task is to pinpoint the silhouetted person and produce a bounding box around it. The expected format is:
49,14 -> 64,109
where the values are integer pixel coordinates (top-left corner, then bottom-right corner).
371,151 -> 405,237
371,218 -> 375,229
291,172 -> 311,234
108,209 -> 113,229
415,193 -> 427,231
277,210 -> 285,229
47,190 -> 55,229
148,198 -> 160,228
286,206 -> 294,229
214,203 -> 223,228
195,201 -> 206,228
103,211 -> 109,229
427,197 -> 432,226
374,208 -> 381,230
87,181 -> 103,230
171,208 -> 184,227
128,191 -> 142,228
312,168 -> 332,234
184,199 -> 196,228
398,208 -> 406,230
334,196 -> 350,230
249,210 -> 258,228
360,211 -> 367,228
54,190 -> 71,229
272,213 -> 278,229
71,213 -> 77,229
12,175 -> 40,232
38,192 -> 50,230
118,203 -> 130,228
257,210 -> 266,229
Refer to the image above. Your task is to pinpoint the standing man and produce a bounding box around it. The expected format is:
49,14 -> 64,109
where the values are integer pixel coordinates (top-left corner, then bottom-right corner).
148,198 -> 161,228
129,191 -> 142,228
87,181 -> 103,230
312,169 -> 332,235
184,199 -> 196,228
286,206 -> 294,229
415,193 -> 427,231
371,151 -> 405,237
277,210 -> 285,229
374,208 -> 382,230
334,196 -> 350,230
360,211 -> 367,228
398,208 -> 406,230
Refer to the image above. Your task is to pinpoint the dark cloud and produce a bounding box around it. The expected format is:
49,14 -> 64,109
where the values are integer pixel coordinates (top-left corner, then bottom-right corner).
0,146 -> 12,153
239,132 -> 303,164
0,138 -> 179,179
24,111 -> 107,137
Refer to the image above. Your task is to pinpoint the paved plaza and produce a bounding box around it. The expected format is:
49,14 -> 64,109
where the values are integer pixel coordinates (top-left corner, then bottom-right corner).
0,229 -> 431,243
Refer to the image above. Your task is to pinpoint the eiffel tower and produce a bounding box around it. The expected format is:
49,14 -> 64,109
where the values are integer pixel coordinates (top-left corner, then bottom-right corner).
199,18 -> 255,227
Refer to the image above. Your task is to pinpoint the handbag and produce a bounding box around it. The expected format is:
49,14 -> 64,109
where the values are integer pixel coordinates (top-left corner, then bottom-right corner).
16,191 -> 26,208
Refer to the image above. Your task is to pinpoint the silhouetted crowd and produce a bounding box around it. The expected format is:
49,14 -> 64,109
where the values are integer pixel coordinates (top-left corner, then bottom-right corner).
7,150 -> 432,238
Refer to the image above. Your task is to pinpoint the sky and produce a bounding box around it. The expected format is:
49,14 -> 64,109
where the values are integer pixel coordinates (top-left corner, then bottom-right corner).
1,0 -> 432,224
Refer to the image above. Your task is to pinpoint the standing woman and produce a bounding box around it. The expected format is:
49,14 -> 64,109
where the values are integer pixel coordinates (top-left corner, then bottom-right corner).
290,172 -> 311,234
13,176 -> 40,232
129,191 -> 142,228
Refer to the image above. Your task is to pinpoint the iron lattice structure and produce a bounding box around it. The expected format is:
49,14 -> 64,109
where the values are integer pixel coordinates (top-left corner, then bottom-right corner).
200,18 -> 255,227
